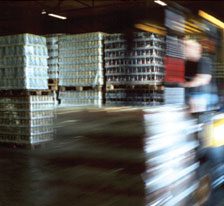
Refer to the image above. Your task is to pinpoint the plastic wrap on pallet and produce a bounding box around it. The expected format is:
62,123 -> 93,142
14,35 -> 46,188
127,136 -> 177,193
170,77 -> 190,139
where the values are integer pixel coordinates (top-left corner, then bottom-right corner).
46,36 -> 59,45
59,55 -> 103,64
46,35 -> 60,81
59,48 -> 103,57
0,34 -> 49,90
59,78 -> 103,87
0,95 -> 54,144
0,45 -> 48,57
106,90 -> 163,106
0,117 -> 54,126
48,73 -> 59,79
48,57 -> 59,65
48,50 -> 59,57
105,32 -> 165,106
59,32 -> 105,42
0,110 -> 54,119
58,32 -> 107,106
46,44 -> 58,50
0,78 -> 48,89
60,99 -> 102,106
59,62 -> 103,71
54,105 -> 199,206
59,90 -> 102,106
0,67 -> 48,77
0,34 -> 46,46
59,69 -> 103,86
0,56 -> 48,67
0,133 -> 54,144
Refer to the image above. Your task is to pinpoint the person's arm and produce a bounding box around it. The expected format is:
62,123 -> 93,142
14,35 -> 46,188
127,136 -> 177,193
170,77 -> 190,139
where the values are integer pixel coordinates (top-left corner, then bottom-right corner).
181,56 -> 212,88
180,73 -> 212,87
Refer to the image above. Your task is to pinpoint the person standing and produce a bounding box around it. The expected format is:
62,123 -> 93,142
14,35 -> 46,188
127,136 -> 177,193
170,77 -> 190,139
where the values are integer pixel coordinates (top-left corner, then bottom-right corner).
181,39 -> 218,113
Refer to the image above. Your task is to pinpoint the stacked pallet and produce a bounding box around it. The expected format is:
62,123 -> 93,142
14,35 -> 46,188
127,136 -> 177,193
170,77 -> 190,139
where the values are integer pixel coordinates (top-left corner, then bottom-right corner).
0,34 -> 49,89
0,91 -> 54,148
105,32 -> 165,106
164,35 -> 185,104
45,34 -> 61,91
58,32 -> 105,106
55,106 -> 199,206
0,34 -> 54,148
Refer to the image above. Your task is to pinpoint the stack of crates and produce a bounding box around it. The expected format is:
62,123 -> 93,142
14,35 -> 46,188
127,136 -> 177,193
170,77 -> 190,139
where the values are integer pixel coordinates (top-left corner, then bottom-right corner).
45,34 -> 62,105
45,34 -> 61,90
58,32 -> 106,106
0,34 -> 49,89
164,35 -> 185,104
0,34 -> 54,147
105,32 -> 165,106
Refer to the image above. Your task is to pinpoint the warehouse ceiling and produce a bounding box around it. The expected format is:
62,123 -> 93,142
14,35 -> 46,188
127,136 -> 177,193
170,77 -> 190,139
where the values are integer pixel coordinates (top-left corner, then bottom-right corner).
0,0 -> 224,35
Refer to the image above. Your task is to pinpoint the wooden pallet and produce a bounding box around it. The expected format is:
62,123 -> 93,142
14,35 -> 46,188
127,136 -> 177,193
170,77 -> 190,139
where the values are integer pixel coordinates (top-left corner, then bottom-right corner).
60,85 -> 102,92
0,89 -> 52,96
48,79 -> 59,85
106,84 -> 163,91
48,79 -> 59,91
0,141 -> 51,150
49,84 -> 58,91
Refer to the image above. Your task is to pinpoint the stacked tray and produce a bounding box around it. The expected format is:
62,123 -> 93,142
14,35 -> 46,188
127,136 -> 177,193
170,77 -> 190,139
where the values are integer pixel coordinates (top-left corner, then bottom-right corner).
58,32 -> 106,106
59,32 -> 105,87
0,34 -> 49,89
46,34 -> 61,79
105,32 -> 165,106
0,95 -> 54,144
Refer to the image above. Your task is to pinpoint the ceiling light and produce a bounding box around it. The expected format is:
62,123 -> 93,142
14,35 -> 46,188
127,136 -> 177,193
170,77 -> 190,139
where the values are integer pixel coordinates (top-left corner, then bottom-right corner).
154,0 -> 167,6
48,13 -> 67,20
41,10 -> 46,15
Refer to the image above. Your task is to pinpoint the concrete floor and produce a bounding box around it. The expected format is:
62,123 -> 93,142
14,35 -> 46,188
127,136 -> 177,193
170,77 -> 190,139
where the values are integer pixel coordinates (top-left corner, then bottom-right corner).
0,107 -> 223,206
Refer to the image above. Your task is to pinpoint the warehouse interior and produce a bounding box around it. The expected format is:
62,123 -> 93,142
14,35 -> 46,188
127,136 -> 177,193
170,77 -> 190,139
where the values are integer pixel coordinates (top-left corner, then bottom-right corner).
0,1 -> 224,206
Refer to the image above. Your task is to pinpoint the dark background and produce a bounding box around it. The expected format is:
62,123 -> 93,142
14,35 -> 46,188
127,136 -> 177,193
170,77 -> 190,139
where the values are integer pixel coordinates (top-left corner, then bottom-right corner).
0,0 -> 223,35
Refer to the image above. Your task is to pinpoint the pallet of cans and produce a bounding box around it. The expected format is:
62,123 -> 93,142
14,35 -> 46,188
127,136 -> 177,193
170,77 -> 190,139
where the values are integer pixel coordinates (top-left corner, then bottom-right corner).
105,32 -> 165,106
59,90 -> 102,106
0,34 -> 49,90
106,87 -> 163,106
0,34 -> 54,147
58,32 -> 106,106
0,92 -> 54,147
55,105 -> 200,206
45,34 -> 63,91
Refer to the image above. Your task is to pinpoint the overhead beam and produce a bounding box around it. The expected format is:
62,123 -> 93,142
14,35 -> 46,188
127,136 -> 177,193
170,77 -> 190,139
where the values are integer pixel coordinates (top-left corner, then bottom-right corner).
74,0 -> 92,8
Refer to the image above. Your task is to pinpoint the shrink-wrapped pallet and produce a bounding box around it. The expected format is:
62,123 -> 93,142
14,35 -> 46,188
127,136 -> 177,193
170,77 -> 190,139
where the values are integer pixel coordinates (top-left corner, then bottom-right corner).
0,34 -> 49,90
